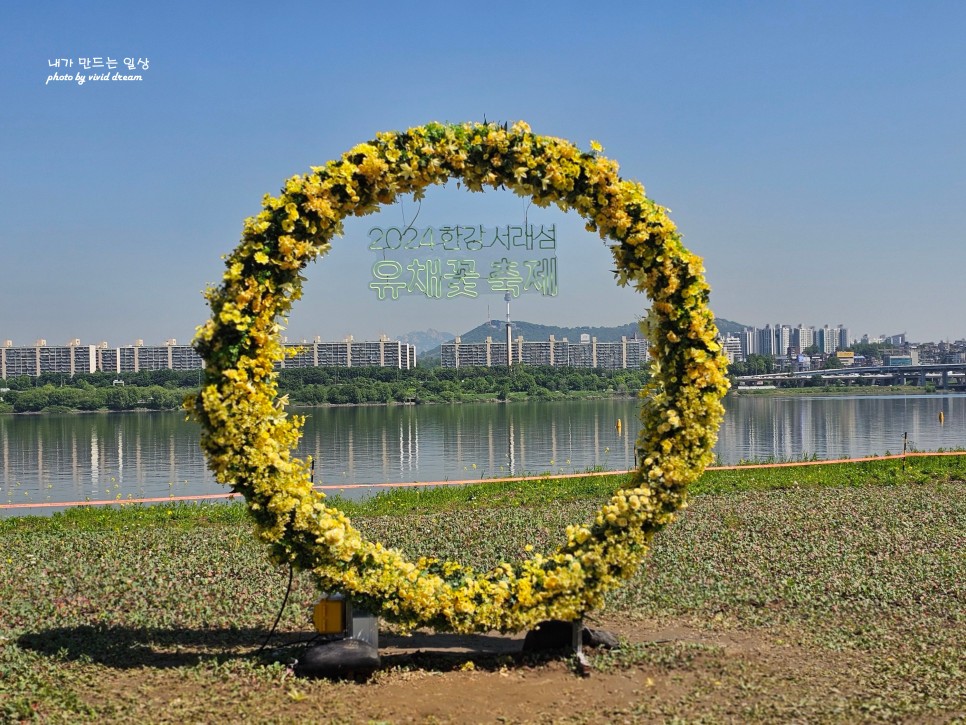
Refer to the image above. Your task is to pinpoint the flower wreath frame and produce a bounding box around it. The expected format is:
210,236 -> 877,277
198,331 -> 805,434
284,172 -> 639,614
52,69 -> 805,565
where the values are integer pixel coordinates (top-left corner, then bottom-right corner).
187,121 -> 729,634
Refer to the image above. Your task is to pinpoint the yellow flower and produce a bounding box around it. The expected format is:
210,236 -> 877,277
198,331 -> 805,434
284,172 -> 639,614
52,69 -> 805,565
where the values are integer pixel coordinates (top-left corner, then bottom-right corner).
189,120 -> 728,635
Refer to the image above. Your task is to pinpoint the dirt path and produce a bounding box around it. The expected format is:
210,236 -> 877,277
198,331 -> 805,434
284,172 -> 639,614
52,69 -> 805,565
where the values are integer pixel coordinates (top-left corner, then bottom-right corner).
82,615 -> 874,723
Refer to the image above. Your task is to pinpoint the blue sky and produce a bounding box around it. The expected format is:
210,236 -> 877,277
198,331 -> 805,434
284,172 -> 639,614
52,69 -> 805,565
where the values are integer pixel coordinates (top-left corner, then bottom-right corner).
2,1 -> 964,346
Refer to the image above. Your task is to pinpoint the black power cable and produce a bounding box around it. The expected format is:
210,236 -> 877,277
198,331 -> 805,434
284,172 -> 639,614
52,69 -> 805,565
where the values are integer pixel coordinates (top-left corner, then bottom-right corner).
255,562 -> 295,656
254,457 -> 314,657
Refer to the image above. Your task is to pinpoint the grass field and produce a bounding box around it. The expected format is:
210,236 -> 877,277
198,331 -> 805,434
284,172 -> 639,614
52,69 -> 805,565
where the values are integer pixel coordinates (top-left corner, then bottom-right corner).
1,456 -> 964,722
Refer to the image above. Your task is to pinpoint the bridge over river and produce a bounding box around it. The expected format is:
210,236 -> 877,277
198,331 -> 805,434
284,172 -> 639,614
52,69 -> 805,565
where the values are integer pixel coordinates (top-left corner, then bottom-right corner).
734,363 -> 966,390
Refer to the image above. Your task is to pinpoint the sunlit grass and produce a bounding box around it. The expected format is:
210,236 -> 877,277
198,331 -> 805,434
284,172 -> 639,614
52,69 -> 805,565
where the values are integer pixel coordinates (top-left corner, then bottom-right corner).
329,452 -> 966,516
1,455 -> 963,721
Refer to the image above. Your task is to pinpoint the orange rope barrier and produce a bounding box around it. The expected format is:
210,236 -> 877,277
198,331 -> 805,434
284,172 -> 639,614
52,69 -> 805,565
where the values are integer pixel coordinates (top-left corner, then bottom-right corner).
0,493 -> 237,510
2,450 -> 965,511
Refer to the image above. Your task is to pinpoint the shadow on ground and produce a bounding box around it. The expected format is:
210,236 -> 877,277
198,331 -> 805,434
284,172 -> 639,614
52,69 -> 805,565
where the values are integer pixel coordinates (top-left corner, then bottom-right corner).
17,624 -> 301,668
17,625 -> 554,673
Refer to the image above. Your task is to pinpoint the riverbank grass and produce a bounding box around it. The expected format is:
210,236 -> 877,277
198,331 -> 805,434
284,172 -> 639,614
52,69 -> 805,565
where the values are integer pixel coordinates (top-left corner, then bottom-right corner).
311,451 -> 966,516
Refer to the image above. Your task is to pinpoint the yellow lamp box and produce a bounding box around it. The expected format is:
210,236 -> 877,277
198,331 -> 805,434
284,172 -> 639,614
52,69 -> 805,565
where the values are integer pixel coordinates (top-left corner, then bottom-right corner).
313,594 -> 346,635
313,594 -> 380,647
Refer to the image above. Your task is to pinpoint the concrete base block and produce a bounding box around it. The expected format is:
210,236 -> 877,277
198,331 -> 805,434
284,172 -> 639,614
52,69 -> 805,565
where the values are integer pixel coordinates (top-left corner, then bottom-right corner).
295,638 -> 381,679
523,620 -> 620,652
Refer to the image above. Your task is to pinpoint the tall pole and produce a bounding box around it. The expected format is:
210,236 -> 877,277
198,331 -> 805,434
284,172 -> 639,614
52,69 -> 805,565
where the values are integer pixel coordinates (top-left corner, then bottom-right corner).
505,292 -> 512,367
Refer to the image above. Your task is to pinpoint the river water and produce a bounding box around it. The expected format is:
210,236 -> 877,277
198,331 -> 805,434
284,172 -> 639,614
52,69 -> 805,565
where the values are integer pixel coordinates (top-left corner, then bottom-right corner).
2,394 -> 964,514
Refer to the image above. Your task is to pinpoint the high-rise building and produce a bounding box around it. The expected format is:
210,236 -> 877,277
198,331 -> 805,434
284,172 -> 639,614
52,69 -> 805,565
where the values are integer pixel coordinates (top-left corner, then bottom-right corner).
516,336 -> 549,366
1,335 -> 415,377
743,320 -> 861,358
96,339 -> 204,374
775,324 -> 792,357
740,328 -> 757,358
817,325 -> 838,355
723,335 -> 743,363
440,334 -> 649,369
794,324 -> 814,351
278,336 -> 416,370
1,339 -> 96,378
837,326 -> 851,350
757,325 -> 775,357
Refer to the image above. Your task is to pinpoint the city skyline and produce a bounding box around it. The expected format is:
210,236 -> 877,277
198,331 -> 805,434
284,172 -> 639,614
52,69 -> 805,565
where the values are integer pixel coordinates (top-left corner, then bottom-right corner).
5,318 -> 965,381
2,2 -> 965,345
3,313 -> 962,355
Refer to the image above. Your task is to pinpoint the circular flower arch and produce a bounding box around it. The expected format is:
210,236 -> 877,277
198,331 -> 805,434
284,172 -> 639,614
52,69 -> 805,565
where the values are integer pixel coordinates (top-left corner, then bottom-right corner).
187,121 -> 729,633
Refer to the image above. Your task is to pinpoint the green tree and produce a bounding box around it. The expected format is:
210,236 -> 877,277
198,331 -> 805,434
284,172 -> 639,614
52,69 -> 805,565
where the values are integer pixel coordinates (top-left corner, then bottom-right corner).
823,355 -> 844,370
105,386 -> 140,410
848,342 -> 884,364
729,354 -> 774,376
12,388 -> 51,412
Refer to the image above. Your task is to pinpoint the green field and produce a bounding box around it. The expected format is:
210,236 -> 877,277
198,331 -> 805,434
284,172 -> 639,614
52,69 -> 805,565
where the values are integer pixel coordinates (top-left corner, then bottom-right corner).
1,456 -> 964,722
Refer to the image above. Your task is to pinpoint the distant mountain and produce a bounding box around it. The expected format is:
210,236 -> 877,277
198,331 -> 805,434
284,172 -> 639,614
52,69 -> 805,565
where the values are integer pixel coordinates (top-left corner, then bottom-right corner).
416,317 -> 749,363
398,328 -> 456,354
714,318 -> 748,337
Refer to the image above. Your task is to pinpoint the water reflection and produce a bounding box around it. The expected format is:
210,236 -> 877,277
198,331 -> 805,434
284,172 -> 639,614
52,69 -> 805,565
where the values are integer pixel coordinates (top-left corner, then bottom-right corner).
294,401 -> 638,489
0,413 -> 212,510
718,394 -> 966,462
1,395 -> 965,514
